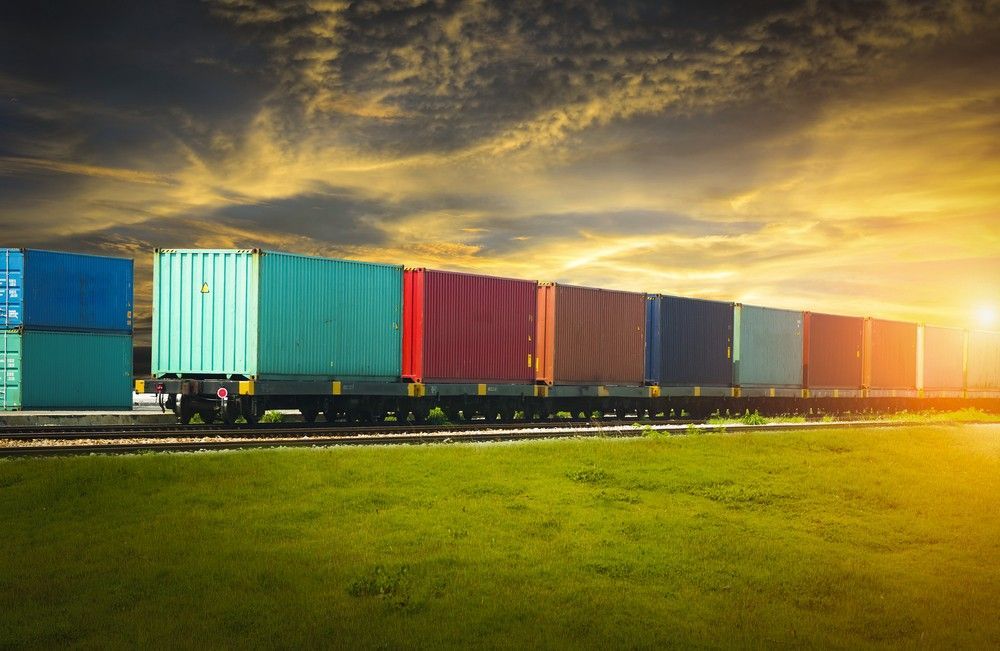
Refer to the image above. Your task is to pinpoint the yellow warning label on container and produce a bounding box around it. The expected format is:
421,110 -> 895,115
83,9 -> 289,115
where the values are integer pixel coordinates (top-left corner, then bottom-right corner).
527,354 -> 532,368
201,282 -> 210,294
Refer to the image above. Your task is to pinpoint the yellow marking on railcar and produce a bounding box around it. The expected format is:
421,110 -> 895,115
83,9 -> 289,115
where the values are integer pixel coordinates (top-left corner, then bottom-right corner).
534,385 -> 549,398
134,379 -> 145,393
693,386 -> 701,397
239,381 -> 255,395
477,384 -> 487,396
649,386 -> 660,398
331,381 -> 341,395
408,383 -> 425,397
769,387 -> 776,397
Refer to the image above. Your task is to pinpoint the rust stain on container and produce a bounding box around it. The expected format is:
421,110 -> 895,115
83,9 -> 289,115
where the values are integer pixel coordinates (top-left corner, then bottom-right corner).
535,283 -> 645,385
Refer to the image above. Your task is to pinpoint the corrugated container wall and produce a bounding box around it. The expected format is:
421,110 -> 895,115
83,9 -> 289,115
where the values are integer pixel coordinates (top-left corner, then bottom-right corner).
655,295 -> 734,387
152,249 -> 403,381
0,330 -> 132,409
967,330 -> 1000,390
535,284 -> 645,385
403,269 -> 536,383
733,305 -> 803,387
864,318 -> 918,389
644,295 -> 662,384
0,248 -> 133,332
921,325 -> 965,390
804,312 -> 864,389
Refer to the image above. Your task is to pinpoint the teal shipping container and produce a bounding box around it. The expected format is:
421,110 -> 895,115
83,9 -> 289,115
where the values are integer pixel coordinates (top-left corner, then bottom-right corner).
0,330 -> 133,410
733,304 -> 804,387
152,249 -> 403,381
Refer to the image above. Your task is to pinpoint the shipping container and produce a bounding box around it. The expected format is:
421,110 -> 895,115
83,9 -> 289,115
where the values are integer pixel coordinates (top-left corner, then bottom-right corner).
0,248 -> 133,332
968,329 -> 1000,390
650,295 -> 734,387
803,312 -> 864,389
152,249 -> 403,381
863,318 -> 918,389
535,283 -> 645,385
403,269 -> 536,383
733,304 -> 803,387
0,330 -> 132,410
644,295 -> 662,384
920,325 -> 965,391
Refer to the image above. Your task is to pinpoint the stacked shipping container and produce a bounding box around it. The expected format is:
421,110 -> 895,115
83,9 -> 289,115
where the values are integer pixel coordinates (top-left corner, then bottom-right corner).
0,249 -> 133,409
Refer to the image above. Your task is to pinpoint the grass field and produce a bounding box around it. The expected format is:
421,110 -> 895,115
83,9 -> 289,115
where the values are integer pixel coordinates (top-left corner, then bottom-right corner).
2,424 -> 999,648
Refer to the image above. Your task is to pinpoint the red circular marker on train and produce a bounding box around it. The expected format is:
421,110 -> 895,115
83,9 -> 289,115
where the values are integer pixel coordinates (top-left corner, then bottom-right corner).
217,387 -> 229,399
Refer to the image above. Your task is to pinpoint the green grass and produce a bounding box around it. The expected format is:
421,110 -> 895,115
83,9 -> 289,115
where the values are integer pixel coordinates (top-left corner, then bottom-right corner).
2,424 -> 999,648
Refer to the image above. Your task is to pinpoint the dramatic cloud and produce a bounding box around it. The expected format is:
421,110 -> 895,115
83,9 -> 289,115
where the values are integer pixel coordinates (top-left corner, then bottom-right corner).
1,0 -> 998,341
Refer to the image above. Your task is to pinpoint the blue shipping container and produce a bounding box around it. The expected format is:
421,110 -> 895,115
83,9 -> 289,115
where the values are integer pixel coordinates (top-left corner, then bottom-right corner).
0,249 -> 133,332
644,295 -> 662,384
654,295 -> 734,387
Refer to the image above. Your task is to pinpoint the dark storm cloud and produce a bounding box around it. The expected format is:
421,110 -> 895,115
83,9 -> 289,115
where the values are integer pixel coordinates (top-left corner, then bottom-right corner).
210,187 -> 393,245
204,0 -> 1000,155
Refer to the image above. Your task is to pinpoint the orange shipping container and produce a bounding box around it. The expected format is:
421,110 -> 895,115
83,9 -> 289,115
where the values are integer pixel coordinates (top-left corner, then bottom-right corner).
863,318 -> 918,390
921,325 -> 965,391
535,283 -> 645,385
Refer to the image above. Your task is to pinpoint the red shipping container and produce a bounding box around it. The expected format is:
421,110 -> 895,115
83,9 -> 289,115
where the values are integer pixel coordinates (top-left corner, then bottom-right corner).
863,318 -> 918,389
921,325 -> 965,390
535,283 -> 645,385
803,312 -> 864,389
402,269 -> 536,383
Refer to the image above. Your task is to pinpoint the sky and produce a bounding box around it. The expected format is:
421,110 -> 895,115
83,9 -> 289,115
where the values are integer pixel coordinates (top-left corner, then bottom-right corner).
2,0 -> 999,342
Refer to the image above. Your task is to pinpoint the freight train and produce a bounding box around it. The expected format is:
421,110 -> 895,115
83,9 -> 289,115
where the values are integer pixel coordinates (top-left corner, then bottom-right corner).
135,249 -> 1000,425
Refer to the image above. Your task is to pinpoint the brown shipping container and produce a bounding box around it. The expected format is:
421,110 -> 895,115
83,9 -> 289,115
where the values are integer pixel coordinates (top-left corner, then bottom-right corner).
968,329 -> 1000,390
863,318 -> 918,389
921,325 -> 965,390
402,269 -> 537,383
535,283 -> 645,385
804,312 -> 864,389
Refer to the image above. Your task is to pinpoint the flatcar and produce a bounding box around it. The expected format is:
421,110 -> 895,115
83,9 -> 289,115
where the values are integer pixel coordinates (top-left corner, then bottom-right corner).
136,248 -> 1000,424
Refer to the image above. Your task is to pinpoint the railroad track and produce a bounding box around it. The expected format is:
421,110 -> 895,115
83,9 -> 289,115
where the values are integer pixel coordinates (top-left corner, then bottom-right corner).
0,419 -> 694,441
0,419 -> 972,457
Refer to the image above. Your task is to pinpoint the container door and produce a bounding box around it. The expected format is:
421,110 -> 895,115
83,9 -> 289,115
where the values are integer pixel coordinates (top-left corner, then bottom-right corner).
0,331 -> 22,410
0,249 -> 25,328
152,250 -> 259,377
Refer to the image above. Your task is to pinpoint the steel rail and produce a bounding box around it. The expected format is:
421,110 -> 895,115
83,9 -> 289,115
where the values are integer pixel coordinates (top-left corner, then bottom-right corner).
0,419 -> 978,457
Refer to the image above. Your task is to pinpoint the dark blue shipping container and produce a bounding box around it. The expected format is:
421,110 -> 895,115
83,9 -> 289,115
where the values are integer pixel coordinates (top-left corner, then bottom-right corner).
0,249 -> 133,332
644,295 -> 662,384
652,295 -> 734,386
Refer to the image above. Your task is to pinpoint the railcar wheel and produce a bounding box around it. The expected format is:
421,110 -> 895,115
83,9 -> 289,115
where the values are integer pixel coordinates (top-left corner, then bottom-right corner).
301,407 -> 319,424
178,395 -> 195,425
198,409 -> 217,425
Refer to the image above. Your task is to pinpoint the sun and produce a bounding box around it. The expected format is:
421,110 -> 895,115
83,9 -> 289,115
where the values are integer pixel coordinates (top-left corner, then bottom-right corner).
976,305 -> 997,329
